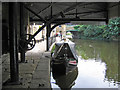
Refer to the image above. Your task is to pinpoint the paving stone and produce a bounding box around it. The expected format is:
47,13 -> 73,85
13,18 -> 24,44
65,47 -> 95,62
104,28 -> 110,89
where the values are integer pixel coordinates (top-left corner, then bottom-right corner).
2,73 -> 10,83
36,64 -> 49,70
19,74 -> 32,88
30,79 -> 50,88
2,41 -> 51,89
2,84 -> 28,88
32,70 -> 49,79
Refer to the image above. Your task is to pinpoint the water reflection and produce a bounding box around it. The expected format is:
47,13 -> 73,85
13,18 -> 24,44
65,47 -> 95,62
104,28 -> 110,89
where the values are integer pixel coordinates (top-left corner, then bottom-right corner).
51,67 -> 78,89
51,39 -> 119,88
73,58 -> 118,88
75,39 -> 118,88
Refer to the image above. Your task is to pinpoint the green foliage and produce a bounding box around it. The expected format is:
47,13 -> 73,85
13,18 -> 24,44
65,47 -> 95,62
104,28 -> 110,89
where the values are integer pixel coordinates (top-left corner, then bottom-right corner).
103,17 -> 120,40
73,17 -> 120,40
73,25 -> 80,30
80,51 -> 89,60
66,32 -> 72,35
76,45 -> 89,60
51,44 -> 55,53
39,25 -> 42,29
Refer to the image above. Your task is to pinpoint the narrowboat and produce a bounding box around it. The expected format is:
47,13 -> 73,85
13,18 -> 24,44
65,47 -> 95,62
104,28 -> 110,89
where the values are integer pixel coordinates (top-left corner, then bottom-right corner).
51,39 -> 78,74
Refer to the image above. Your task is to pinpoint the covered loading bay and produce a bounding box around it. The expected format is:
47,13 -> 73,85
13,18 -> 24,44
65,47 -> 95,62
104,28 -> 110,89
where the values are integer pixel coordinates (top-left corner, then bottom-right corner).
1,2 -> 120,85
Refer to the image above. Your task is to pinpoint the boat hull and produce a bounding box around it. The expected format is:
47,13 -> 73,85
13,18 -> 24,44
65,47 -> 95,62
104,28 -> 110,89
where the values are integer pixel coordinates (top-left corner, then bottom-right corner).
51,59 -> 77,75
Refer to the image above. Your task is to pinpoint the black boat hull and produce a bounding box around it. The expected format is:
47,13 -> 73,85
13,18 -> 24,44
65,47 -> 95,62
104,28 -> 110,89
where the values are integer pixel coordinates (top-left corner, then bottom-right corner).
51,59 -> 77,75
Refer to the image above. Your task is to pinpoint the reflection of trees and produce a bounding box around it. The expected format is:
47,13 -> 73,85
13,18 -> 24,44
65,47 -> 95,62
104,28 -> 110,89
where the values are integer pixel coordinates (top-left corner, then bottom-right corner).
75,39 -> 118,83
100,43 -> 118,83
75,40 -> 97,59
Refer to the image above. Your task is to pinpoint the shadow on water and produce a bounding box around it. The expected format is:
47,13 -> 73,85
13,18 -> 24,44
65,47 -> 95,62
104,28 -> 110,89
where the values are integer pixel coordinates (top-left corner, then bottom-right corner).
51,39 -> 119,88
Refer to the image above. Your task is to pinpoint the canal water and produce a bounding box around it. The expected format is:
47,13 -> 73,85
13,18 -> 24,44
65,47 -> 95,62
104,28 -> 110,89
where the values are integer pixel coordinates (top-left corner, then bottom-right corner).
51,39 -> 119,89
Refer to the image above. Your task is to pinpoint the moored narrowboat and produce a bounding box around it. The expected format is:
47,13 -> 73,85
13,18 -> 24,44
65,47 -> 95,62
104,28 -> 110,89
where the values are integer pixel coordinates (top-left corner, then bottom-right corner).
51,39 -> 78,74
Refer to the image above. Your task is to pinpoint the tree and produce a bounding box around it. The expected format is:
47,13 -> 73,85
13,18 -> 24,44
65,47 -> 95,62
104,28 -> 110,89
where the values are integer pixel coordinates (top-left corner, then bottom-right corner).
73,17 -> 120,40
103,17 -> 120,40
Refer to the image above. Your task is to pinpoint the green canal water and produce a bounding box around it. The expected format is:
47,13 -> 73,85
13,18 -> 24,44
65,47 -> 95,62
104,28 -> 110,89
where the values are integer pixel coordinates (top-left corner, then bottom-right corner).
51,39 -> 119,89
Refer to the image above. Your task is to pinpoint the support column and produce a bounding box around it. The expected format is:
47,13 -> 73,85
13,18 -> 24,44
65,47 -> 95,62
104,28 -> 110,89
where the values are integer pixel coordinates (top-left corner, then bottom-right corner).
20,2 -> 25,63
105,3 -> 108,24
9,2 -> 19,83
46,24 -> 51,51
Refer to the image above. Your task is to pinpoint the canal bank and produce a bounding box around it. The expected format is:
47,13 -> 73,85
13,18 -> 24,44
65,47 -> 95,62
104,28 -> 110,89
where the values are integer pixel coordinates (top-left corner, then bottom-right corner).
2,40 -> 51,89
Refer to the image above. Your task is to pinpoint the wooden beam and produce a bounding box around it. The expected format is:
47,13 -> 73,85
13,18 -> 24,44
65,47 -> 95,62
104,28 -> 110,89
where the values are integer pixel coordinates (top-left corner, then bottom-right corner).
30,18 -> 107,22
65,10 -> 107,15
23,4 -> 46,23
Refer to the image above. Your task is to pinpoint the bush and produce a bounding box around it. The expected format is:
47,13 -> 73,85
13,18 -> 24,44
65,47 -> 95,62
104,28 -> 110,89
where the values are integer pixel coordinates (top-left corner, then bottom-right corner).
73,17 -> 120,40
